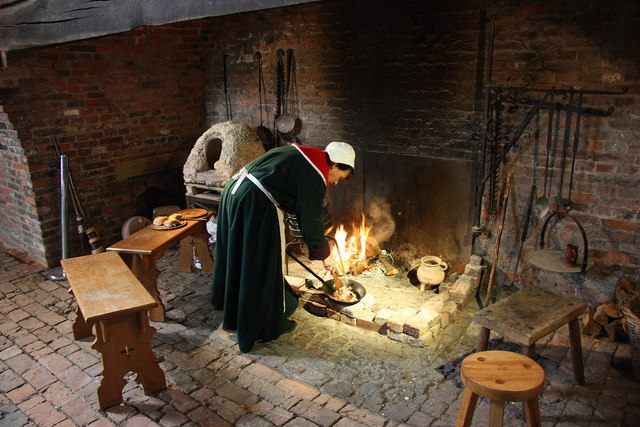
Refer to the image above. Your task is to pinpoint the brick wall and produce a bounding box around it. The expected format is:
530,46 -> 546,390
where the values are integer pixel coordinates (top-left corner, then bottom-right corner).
0,104 -> 45,261
0,0 -> 638,304
0,23 -> 206,266
201,0 -> 483,159
473,1 -> 640,302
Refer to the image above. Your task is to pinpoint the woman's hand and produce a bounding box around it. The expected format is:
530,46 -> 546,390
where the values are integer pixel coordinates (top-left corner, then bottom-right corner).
322,256 -> 336,273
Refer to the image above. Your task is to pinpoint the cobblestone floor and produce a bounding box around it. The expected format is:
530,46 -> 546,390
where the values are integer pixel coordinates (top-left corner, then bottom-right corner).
1,248 -> 639,426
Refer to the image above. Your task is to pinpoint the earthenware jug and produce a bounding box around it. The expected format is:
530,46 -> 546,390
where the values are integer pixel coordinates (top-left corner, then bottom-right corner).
416,256 -> 448,291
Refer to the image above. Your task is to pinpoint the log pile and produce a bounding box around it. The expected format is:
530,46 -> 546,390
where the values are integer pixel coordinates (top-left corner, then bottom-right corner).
583,277 -> 639,341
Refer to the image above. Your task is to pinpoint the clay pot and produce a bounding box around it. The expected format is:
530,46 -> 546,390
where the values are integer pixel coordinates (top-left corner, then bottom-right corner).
416,256 -> 448,291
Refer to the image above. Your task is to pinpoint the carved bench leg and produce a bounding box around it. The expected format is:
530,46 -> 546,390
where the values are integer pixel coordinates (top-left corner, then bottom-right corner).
179,238 -> 195,273
568,318 -> 585,385
68,289 -> 92,340
122,254 -> 165,322
92,312 -> 166,410
193,233 -> 214,274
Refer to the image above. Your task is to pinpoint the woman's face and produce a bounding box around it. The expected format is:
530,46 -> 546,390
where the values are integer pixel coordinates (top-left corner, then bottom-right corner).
327,165 -> 351,185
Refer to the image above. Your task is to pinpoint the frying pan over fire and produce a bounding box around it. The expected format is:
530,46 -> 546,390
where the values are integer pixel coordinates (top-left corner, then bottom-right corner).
286,251 -> 366,306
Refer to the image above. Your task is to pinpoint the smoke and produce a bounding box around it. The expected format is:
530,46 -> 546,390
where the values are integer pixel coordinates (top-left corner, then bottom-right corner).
367,197 -> 395,244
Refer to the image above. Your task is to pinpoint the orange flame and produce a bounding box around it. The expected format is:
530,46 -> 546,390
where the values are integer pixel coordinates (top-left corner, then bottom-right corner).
330,214 -> 371,275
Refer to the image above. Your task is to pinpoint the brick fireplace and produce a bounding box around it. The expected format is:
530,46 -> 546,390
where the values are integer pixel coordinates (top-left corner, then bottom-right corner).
0,0 -> 638,308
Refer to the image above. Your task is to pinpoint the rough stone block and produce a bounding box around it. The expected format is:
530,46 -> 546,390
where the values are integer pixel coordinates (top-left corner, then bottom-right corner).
387,308 -> 418,333
302,300 -> 326,318
404,308 -> 439,338
284,275 -> 308,292
469,255 -> 483,266
464,263 -> 483,278
421,291 -> 449,312
449,275 -> 473,305
356,318 -> 385,334
373,308 -> 394,325
387,330 -> 425,347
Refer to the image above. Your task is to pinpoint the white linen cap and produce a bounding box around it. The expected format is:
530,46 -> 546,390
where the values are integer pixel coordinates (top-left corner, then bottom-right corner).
325,141 -> 355,169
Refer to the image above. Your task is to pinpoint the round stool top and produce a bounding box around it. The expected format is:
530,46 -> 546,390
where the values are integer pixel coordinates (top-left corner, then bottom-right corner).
461,350 -> 545,402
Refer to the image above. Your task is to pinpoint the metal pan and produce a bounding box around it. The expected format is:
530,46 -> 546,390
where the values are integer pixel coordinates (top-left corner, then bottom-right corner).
286,250 -> 366,305
321,278 -> 367,306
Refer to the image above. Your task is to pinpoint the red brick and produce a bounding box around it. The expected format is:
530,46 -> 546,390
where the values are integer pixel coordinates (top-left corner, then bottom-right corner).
159,387 -> 200,413
276,377 -> 321,401
60,398 -> 101,426
26,401 -> 66,427
602,219 -> 640,232
6,382 -> 36,404
56,365 -> 92,391
22,365 -> 57,390
187,406 -> 233,427
40,352 -> 72,374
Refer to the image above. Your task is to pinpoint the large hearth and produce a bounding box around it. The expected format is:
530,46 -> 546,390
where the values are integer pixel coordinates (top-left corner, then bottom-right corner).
285,254 -> 483,348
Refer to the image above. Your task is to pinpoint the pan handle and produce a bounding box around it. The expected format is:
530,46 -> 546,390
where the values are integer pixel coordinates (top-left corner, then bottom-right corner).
285,250 -> 329,286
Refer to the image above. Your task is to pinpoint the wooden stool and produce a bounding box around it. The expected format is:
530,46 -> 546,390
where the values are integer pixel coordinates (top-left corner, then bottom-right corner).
455,350 -> 545,427
474,286 -> 586,385
61,252 -> 167,409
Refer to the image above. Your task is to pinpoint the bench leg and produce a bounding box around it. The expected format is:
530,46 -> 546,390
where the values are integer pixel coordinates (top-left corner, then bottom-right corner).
193,233 -> 213,274
568,318 -> 585,385
477,327 -> 490,352
455,388 -> 478,427
68,289 -> 92,340
179,238 -> 195,273
92,311 -> 166,410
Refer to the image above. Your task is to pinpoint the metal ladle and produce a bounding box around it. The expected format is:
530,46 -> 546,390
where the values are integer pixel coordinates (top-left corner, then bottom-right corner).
534,89 -> 555,218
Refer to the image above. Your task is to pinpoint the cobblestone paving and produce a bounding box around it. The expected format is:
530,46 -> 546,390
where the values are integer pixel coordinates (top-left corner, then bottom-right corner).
1,248 -> 639,426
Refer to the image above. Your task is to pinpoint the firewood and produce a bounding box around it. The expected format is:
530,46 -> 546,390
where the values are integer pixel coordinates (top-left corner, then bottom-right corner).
593,305 -> 609,327
582,305 -> 603,336
365,240 -> 382,258
379,257 -> 399,276
602,301 -> 623,319
603,318 -> 621,342
352,259 -> 370,276
616,277 -> 638,307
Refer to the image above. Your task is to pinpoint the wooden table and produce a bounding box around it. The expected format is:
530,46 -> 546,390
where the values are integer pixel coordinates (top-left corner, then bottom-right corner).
61,252 -> 166,409
474,286 -> 586,384
107,217 -> 213,322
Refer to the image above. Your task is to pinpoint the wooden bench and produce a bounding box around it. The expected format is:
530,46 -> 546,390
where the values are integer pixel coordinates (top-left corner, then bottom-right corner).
61,252 -> 167,409
107,217 -> 213,322
474,286 -> 586,385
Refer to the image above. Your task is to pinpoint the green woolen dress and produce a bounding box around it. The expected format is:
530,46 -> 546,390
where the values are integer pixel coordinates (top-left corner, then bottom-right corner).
212,145 -> 331,352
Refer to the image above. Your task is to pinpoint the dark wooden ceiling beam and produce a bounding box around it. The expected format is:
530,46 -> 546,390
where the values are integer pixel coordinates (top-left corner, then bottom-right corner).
0,0 -> 320,51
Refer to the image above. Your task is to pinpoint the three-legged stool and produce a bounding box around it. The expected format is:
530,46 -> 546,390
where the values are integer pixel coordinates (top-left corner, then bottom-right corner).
455,350 -> 545,427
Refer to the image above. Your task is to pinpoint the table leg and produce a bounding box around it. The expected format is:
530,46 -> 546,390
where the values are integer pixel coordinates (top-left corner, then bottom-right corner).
477,327 -> 490,352
92,311 -> 166,410
122,254 -> 165,322
568,318 -> 585,385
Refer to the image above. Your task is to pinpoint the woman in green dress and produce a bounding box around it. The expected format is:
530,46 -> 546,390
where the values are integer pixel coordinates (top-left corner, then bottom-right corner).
212,142 -> 355,352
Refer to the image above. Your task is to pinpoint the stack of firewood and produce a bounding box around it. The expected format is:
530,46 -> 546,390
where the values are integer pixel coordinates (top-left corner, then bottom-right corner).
582,277 -> 639,341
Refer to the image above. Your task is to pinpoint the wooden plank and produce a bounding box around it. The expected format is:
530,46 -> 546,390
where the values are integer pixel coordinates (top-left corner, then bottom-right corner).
115,150 -> 190,181
107,219 -> 206,256
61,252 -> 156,323
473,287 -> 586,345
0,0 -> 320,50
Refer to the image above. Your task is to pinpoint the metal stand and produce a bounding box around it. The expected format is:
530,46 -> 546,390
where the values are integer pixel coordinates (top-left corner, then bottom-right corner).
50,155 -> 68,281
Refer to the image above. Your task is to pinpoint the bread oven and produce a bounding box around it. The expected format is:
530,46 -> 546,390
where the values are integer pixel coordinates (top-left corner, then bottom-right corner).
183,121 -> 265,207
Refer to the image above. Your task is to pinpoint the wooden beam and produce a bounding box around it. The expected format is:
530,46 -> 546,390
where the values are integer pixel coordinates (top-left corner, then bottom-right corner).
0,0 -> 321,51
115,150 -> 190,181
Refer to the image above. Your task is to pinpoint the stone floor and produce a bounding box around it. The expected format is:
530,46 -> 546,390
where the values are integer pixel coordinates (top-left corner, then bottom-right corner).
1,248 -> 639,426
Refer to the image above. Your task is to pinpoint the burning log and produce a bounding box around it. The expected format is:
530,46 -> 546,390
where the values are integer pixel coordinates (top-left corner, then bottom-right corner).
379,257 -> 399,276
351,259 -> 370,276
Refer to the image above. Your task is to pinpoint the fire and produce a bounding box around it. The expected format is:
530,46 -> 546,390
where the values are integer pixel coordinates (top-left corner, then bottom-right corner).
330,214 -> 372,275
